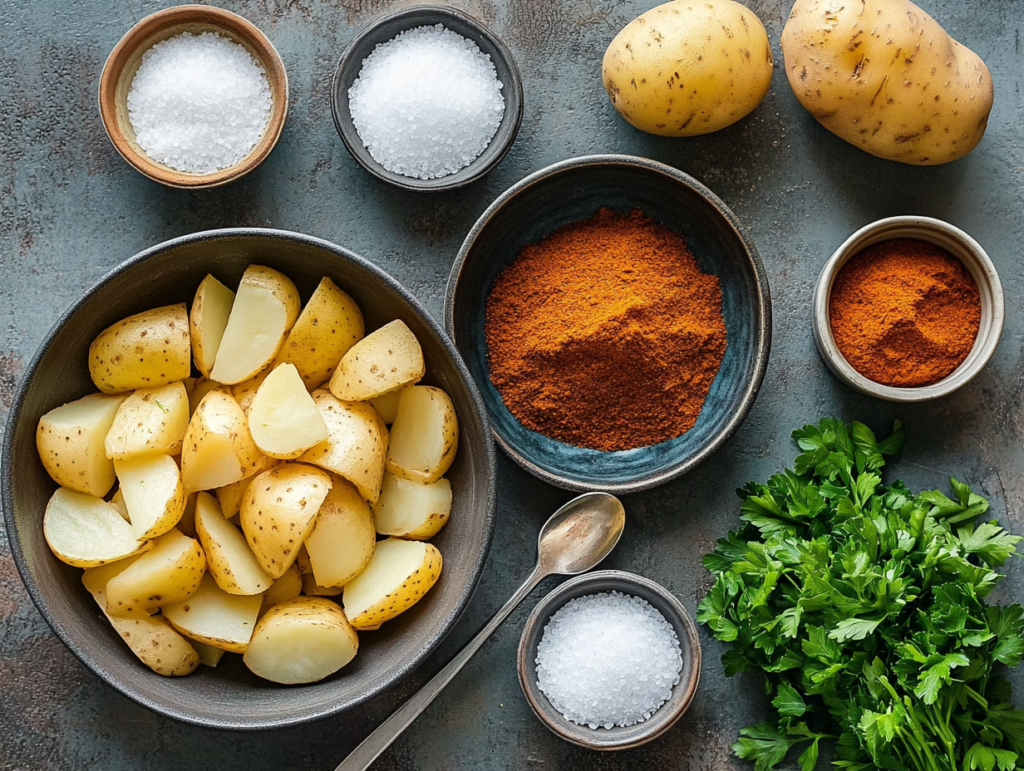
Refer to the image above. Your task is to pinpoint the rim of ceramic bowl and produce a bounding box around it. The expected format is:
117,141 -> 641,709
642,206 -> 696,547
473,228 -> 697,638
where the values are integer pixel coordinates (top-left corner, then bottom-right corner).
812,215 -> 1004,402
1,227 -> 497,729
98,5 -> 289,189
444,153 -> 772,493
330,4 -> 524,192
517,569 -> 701,750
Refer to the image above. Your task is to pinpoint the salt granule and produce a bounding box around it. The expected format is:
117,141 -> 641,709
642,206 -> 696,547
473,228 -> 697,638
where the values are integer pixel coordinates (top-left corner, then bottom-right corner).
127,32 -> 272,174
348,24 -> 505,180
535,591 -> 683,730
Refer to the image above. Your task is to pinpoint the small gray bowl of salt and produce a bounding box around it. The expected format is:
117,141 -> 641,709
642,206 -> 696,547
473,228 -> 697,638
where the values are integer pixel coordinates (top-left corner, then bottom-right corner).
518,570 -> 702,750
331,6 -> 524,192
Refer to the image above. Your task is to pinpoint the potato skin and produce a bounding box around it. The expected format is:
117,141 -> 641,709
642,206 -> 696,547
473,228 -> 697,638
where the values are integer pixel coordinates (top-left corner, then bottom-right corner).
602,0 -> 773,137
89,304 -> 191,394
781,0 -> 993,165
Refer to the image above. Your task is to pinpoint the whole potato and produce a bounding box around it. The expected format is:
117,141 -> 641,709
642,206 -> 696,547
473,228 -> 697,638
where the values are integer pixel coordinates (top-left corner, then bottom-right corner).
602,0 -> 773,137
781,0 -> 993,165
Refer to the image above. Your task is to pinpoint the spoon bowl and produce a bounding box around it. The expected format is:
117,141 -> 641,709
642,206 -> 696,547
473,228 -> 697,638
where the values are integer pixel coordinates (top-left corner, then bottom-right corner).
537,492 -> 625,575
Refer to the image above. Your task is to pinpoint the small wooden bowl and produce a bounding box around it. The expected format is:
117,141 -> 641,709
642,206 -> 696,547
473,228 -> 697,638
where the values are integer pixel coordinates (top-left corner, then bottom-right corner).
98,5 -> 288,189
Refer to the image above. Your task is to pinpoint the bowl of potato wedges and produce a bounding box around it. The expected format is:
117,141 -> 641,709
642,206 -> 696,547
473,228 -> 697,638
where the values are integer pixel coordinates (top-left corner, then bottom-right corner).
2,228 -> 496,729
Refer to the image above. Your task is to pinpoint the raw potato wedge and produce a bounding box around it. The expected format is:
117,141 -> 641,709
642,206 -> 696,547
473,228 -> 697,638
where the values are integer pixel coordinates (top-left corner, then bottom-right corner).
372,473 -> 452,540
299,390 -> 388,502
343,538 -> 442,631
190,274 -> 236,378
273,277 -> 364,389
210,265 -> 301,385
105,381 -> 189,459
114,454 -> 186,540
371,388 -> 403,425
244,597 -> 358,684
162,573 -> 262,653
247,363 -> 329,459
82,558 -> 199,676
329,319 -> 424,401
43,487 -> 149,567
260,563 -> 303,616
180,389 -> 264,493
386,386 -> 458,484
89,303 -> 191,394
191,640 -> 227,667
215,461 -> 280,519
105,530 -> 206,618
301,574 -> 344,596
305,477 -> 376,587
187,377 -> 221,416
195,492 -> 272,595
37,393 -> 126,497
241,464 -> 333,578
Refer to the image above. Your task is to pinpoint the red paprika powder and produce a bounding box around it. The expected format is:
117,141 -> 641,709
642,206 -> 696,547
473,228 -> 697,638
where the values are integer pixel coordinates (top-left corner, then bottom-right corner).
484,208 -> 727,452
828,238 -> 980,387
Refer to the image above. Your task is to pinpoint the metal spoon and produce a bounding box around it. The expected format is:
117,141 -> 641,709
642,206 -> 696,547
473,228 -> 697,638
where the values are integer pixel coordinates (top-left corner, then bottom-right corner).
335,492 -> 626,771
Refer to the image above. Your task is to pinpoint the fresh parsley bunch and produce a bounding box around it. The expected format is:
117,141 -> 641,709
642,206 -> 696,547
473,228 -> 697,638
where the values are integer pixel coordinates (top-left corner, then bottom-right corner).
698,418 -> 1024,771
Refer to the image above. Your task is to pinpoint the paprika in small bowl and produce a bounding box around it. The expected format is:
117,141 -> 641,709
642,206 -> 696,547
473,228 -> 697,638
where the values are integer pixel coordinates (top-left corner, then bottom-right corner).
445,154 -> 771,494
812,216 -> 1004,402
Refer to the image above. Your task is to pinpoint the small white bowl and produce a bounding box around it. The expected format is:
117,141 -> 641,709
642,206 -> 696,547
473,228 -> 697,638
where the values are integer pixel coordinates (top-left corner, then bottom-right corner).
812,216 -> 1004,402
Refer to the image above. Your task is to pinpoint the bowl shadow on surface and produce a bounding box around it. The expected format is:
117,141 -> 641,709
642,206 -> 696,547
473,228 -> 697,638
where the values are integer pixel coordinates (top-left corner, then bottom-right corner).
2,228 -> 496,730
447,157 -> 771,493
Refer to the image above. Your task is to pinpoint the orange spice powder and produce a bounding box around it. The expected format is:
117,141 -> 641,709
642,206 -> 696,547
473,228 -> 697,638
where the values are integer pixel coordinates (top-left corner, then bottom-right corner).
828,238 -> 981,387
484,208 -> 727,452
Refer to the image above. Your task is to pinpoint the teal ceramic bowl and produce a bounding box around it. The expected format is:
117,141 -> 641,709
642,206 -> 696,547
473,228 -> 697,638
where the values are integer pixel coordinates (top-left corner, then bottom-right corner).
445,155 -> 771,493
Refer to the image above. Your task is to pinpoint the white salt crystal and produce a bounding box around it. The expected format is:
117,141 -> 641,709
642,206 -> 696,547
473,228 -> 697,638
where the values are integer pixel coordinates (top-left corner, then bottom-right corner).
127,32 -> 272,174
534,591 -> 682,730
348,24 -> 505,180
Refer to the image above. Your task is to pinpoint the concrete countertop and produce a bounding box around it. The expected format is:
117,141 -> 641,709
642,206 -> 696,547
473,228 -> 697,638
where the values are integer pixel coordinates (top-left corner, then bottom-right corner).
2,1 -> 1022,769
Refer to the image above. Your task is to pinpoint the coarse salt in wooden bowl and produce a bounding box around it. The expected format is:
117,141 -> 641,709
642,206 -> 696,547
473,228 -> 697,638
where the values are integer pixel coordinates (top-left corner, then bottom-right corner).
98,5 -> 288,189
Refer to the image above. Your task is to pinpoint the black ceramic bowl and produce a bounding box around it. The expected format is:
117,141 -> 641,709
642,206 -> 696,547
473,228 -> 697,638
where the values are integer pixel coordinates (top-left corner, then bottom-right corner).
331,5 -> 524,192
1,229 -> 496,730
445,155 -> 771,493
517,570 -> 701,750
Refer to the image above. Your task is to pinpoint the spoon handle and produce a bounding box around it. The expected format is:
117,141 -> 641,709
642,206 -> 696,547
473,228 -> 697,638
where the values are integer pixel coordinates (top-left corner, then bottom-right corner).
334,565 -> 547,771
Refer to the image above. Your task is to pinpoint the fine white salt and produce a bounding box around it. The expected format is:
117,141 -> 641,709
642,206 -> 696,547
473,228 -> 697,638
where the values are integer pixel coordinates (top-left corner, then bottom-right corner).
535,591 -> 682,730
127,32 -> 272,174
348,24 -> 505,180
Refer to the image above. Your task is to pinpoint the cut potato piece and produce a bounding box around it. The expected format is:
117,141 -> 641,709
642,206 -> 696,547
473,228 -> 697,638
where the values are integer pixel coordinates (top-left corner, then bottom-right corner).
82,558 -> 199,677
114,454 -> 185,540
195,492 -> 272,595
89,303 -> 191,394
301,574 -> 344,596
43,487 -> 149,567
241,464 -> 333,578
187,378 -> 222,416
109,487 -> 129,520
343,538 -> 442,630
37,393 -> 126,497
329,319 -> 424,401
305,478 -> 375,587
296,544 -> 313,575
371,388 -> 403,425
244,597 -> 358,684
248,363 -> 328,459
229,369 -> 270,415
210,265 -> 300,385
386,386 -> 458,484
106,530 -> 206,618
190,274 -> 236,379
274,277 -> 364,389
299,390 -> 388,502
373,473 -> 452,540
181,390 -> 264,493
192,640 -> 227,668
260,563 -> 303,615
105,381 -> 189,459
162,573 -> 262,653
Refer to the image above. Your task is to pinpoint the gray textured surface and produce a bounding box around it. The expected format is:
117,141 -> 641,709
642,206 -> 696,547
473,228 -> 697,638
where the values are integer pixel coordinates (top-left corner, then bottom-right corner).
1,1 -> 1022,769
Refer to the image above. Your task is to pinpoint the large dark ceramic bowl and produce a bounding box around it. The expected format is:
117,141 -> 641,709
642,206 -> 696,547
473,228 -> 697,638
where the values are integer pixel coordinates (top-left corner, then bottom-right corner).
2,229 -> 496,730
445,155 -> 771,493
331,5 -> 524,192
